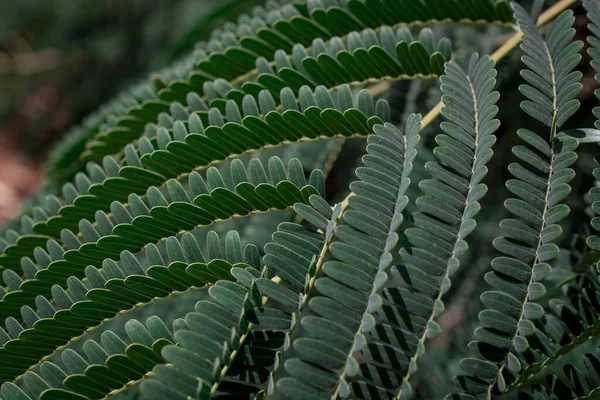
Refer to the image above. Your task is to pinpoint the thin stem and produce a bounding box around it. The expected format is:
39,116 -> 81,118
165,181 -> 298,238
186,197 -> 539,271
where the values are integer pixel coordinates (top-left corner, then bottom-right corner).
421,0 -> 577,129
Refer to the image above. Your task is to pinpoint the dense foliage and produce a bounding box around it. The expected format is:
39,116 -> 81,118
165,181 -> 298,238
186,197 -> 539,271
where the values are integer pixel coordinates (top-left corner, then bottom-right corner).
0,0 -> 258,158
2,0 -> 600,399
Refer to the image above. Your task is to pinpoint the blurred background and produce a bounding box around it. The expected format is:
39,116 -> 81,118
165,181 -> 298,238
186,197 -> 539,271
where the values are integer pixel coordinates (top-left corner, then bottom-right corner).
0,0 -> 260,224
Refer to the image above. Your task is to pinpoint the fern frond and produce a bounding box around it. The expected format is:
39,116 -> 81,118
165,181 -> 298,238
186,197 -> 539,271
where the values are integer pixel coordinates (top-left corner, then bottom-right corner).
0,86 -> 370,326
0,157 -> 323,350
513,345 -> 600,400
0,86 -> 378,274
2,1 -> 509,264
264,53 -> 499,398
1,314 -> 180,400
503,271 -> 600,392
84,27 -> 450,161
3,27 -> 450,253
65,0 -> 511,167
0,232 -> 257,384
265,116 -> 420,399
451,4 -> 583,397
140,201 -> 334,399
391,53 -> 500,398
515,3 -> 582,134
125,85 -> 386,181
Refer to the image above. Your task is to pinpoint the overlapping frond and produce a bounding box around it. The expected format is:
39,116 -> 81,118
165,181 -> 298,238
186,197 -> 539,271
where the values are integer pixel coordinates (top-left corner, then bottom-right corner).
264,116 -> 420,399
3,0 -> 596,399
513,345 -> 600,400
0,230 -> 263,399
122,85 -> 388,181
583,0 -> 600,253
0,231 -> 259,385
0,85 -> 382,287
85,26 -> 450,161
140,199 -> 334,399
0,86 -> 372,265
0,89 -> 360,339
450,4 -> 583,398
6,21 -> 447,247
0,157 -> 324,363
80,0 -> 509,162
1,0 -> 510,300
3,314 -> 180,400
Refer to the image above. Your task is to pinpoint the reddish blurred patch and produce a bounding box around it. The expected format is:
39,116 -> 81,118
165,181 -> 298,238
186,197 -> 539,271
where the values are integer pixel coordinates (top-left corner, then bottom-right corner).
0,136 -> 44,224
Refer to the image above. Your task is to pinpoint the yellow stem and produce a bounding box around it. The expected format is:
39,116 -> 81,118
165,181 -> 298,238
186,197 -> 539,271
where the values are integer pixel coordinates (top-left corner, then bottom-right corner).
420,0 -> 577,129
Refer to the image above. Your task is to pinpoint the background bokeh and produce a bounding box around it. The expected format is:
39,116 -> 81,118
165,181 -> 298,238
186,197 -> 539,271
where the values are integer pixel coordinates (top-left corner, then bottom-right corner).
0,0 -> 259,224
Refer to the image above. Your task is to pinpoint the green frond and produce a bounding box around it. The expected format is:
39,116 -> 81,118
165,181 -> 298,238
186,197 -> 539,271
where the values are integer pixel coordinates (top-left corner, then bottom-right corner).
1,314 -> 180,400
123,85 -> 387,180
0,86 -> 376,274
263,115 -> 419,399
156,26 -> 450,105
0,157 -> 323,340
515,4 -> 582,134
513,345 -> 600,400
0,158 -> 324,324
0,231 -> 257,384
390,53 -> 500,398
450,4 -> 583,398
525,116 -> 600,396
68,0 -> 510,166
83,26 -> 450,162
140,200 -> 334,399
503,270 -> 600,392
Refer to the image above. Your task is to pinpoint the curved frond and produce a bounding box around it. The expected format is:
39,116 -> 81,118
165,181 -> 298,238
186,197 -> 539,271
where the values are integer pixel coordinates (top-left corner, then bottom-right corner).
0,157 -> 324,362
79,0 -> 508,163
0,231 -> 258,384
264,115 -> 420,399
139,200 -> 334,399
0,86 -> 379,276
390,53 -> 500,397
513,345 -> 600,400
2,314 -> 180,400
450,4 -> 583,398
504,270 -> 600,392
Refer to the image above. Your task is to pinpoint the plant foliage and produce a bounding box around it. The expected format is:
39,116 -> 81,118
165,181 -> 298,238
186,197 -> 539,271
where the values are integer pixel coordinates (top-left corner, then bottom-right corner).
2,0 -> 600,399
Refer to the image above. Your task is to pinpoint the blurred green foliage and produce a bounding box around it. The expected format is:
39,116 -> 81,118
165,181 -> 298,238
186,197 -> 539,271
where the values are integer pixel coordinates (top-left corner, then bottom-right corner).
0,0 -> 257,157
